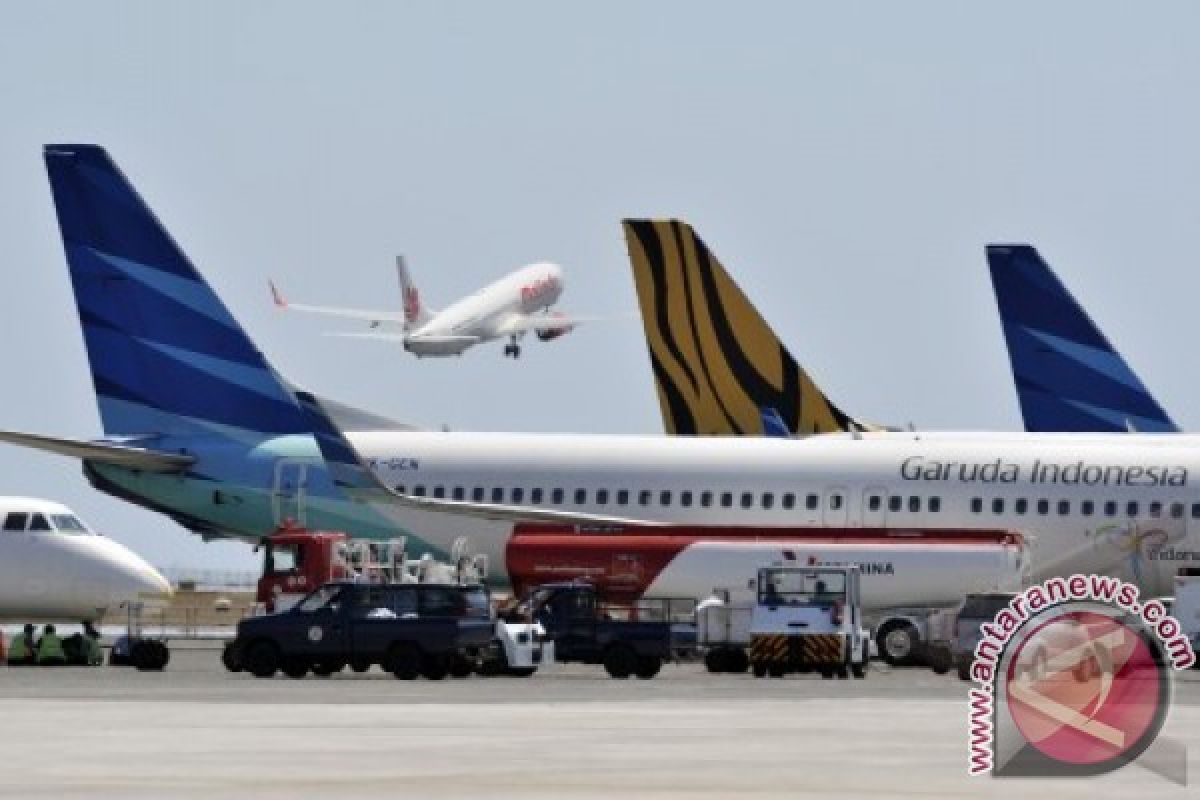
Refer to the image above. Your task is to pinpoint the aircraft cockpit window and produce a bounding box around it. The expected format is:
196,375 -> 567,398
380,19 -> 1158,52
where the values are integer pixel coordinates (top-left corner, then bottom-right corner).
28,514 -> 51,531
3,513 -> 28,531
51,515 -> 89,533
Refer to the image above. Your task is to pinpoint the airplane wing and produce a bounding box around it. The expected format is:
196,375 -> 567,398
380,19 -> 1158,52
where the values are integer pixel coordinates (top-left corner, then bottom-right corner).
0,430 -> 195,471
292,390 -> 664,528
269,280 -> 407,326
496,312 -> 602,336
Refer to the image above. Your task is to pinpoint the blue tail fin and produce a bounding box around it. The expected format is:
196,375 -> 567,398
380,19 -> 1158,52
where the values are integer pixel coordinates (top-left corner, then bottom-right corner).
986,244 -> 1177,433
44,145 -> 308,439
759,407 -> 790,438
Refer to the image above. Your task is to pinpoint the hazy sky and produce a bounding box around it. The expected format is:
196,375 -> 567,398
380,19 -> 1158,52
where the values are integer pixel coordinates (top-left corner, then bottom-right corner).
2,2 -> 1199,571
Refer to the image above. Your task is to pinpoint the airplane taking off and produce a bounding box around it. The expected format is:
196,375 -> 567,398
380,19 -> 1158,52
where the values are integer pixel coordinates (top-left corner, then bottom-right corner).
987,244 -> 1178,434
270,256 -> 590,358
621,219 -> 879,436
9,144 -> 1200,610
0,497 -> 172,620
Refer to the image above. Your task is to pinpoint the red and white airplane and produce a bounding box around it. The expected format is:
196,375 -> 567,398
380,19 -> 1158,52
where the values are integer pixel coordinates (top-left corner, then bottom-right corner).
270,258 -> 590,358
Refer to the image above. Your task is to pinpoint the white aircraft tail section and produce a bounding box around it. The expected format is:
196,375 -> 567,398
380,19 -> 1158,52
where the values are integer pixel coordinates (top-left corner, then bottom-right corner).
396,255 -> 433,331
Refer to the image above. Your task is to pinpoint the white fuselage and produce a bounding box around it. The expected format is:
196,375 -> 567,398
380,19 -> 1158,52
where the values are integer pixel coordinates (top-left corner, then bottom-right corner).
347,430 -> 1200,597
0,498 -> 173,621
404,263 -> 563,356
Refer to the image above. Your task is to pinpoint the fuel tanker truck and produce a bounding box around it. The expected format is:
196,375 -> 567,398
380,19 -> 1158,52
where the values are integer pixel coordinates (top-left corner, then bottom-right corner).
504,525 -> 1031,668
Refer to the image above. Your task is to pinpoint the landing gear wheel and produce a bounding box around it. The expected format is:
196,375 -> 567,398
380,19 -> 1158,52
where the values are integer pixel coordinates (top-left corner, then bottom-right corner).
385,643 -> 421,680
603,646 -> 637,679
634,655 -> 662,680
876,621 -> 920,667
282,657 -> 309,679
244,641 -> 280,679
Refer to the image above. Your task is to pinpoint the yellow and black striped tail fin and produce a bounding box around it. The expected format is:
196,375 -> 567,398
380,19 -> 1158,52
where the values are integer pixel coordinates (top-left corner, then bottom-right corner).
622,219 -> 875,436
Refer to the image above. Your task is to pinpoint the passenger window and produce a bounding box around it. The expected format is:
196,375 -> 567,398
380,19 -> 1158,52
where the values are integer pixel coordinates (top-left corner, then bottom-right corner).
511,488 -> 524,504
432,486 -> 445,499
1037,499 -> 1049,515
575,489 -> 587,505
452,487 -> 464,501
680,491 -> 693,507
868,496 -> 882,512
929,497 -> 941,513
491,488 -> 503,503
991,498 -> 1003,514
531,488 -> 543,504
1014,498 -> 1027,515
909,496 -> 921,513
829,494 -> 843,511
1057,500 -> 1069,516
472,488 -> 484,502
596,489 -> 608,505
762,493 -> 774,510
660,491 -> 672,507
419,587 -> 462,616
1081,500 -> 1094,516
413,486 -> 427,497
552,489 -> 564,504
1126,501 -> 1139,517
29,514 -> 50,531
3,513 -> 27,531
701,491 -> 713,508
1171,502 -> 1184,519
782,493 -> 795,510
970,498 -> 982,514
617,490 -> 629,506
741,492 -> 753,509
1149,501 -> 1163,518
721,492 -> 734,509
395,485 -> 405,494
640,490 -> 652,506
889,496 -> 903,513
1105,501 -> 1118,517
805,494 -> 818,511
393,588 -> 418,616
1193,503 -> 1200,519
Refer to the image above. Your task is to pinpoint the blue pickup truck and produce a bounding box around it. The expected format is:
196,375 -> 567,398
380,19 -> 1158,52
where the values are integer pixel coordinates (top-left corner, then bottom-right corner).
225,581 -> 495,680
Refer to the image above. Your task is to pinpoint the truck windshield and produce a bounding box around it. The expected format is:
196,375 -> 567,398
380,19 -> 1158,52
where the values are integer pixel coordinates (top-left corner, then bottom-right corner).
462,587 -> 492,619
297,585 -> 344,613
959,594 -> 1017,619
760,570 -> 846,606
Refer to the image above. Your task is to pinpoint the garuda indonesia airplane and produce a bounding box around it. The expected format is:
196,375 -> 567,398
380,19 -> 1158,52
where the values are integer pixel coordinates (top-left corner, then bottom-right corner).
4,144 -> 1198,599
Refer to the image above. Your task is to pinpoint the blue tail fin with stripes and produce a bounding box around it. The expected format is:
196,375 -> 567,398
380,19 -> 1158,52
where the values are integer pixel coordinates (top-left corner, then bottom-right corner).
986,244 -> 1177,433
44,144 -> 308,440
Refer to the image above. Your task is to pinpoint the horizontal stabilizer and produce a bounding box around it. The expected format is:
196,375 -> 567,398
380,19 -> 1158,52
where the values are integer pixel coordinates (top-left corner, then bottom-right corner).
269,280 -> 407,326
0,430 -> 195,471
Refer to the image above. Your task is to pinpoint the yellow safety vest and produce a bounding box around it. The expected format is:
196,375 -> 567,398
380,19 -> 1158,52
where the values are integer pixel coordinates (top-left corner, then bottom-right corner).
7,634 -> 33,662
35,633 -> 65,664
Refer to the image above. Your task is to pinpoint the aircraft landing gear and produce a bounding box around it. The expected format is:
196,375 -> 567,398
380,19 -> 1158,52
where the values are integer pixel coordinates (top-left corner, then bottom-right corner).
504,336 -> 521,358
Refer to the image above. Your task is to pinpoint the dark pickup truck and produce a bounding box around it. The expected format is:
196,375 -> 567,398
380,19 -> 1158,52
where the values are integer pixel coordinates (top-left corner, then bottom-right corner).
225,581 -> 495,680
526,583 -> 681,678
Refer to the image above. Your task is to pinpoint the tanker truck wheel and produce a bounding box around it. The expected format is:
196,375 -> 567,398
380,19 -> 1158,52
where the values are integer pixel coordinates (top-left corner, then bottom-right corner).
876,621 -> 919,667
221,642 -> 243,673
602,645 -> 636,679
244,641 -> 280,679
634,655 -> 662,679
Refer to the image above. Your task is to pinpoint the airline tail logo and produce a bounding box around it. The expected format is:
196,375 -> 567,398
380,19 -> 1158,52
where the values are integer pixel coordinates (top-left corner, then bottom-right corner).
403,286 -> 421,325
621,219 -> 864,436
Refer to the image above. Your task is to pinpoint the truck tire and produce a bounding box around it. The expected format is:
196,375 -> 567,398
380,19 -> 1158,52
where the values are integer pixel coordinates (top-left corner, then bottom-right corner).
505,667 -> 537,678
350,658 -> 371,674
244,641 -> 280,678
133,639 -> 169,672
957,660 -> 971,681
222,642 -> 243,673
634,655 -> 662,679
421,654 -> 450,681
449,655 -> 475,678
727,648 -> 749,674
927,646 -> 953,675
282,657 -> 309,679
704,649 -> 725,673
602,645 -> 637,679
384,643 -> 421,680
752,662 -> 767,678
769,663 -> 787,678
851,642 -> 868,679
876,620 -> 919,667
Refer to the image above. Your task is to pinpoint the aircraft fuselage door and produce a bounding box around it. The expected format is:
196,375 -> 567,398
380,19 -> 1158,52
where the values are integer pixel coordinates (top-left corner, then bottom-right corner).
824,487 -> 849,527
273,460 -> 308,527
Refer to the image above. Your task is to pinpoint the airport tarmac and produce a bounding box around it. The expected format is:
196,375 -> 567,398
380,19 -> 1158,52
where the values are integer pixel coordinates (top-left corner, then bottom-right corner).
1,647 -> 1197,799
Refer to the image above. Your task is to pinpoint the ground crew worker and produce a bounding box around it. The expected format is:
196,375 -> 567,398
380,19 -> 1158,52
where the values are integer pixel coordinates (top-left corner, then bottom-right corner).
82,621 -> 103,666
7,624 -> 36,666
35,624 -> 66,666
